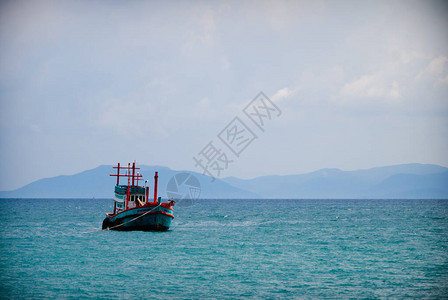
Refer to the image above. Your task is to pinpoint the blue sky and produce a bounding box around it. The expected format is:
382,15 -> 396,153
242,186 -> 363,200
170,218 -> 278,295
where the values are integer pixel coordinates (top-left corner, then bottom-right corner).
1,0 -> 447,190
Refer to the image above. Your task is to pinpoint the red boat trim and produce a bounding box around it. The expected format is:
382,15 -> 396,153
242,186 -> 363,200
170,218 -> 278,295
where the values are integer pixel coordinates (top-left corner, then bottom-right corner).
106,205 -> 173,218
127,211 -> 174,218
147,211 -> 174,218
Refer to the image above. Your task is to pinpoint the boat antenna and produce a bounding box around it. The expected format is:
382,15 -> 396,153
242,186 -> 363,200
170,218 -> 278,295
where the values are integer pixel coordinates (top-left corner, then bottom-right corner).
153,172 -> 158,204
144,180 -> 148,203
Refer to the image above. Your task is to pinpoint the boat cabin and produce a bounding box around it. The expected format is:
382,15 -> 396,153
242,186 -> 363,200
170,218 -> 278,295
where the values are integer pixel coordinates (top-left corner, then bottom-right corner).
110,162 -> 160,215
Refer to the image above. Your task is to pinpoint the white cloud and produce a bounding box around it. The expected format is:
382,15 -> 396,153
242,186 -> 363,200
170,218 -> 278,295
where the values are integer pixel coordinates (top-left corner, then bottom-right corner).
97,91 -> 224,139
220,56 -> 230,70
416,56 -> 448,85
398,50 -> 428,64
29,124 -> 41,133
182,5 -> 219,53
194,6 -> 216,44
271,87 -> 294,103
2,0 -> 448,189
252,0 -> 326,30
438,74 -> 448,86
340,74 -> 401,100
98,98 -> 161,137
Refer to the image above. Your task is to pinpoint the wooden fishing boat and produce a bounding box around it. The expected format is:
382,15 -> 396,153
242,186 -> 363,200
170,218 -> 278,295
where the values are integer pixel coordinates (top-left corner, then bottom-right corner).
102,162 -> 175,231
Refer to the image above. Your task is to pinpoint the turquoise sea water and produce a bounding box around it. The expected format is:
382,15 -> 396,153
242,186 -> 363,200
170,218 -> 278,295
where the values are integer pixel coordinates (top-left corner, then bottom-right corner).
0,199 -> 447,299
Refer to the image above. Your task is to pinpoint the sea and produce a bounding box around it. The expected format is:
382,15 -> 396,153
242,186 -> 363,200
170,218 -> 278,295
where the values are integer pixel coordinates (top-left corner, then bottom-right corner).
0,198 -> 447,299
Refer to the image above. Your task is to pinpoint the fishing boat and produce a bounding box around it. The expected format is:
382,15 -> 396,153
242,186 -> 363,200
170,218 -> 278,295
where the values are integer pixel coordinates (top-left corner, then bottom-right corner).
102,162 -> 175,231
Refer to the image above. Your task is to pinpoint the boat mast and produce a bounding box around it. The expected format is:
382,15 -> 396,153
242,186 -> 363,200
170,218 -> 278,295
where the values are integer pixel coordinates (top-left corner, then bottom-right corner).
144,180 -> 148,203
111,162 -> 133,185
153,172 -> 158,204
109,162 -> 143,210
116,163 -> 120,185
126,164 -> 130,210
132,161 -> 136,186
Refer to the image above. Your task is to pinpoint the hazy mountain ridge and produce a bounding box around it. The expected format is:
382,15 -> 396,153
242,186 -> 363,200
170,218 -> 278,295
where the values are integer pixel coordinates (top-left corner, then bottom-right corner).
0,165 -> 258,199
223,164 -> 448,199
0,163 -> 447,199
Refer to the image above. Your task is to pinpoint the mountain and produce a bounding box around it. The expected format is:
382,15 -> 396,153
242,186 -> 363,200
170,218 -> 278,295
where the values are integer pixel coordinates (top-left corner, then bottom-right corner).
0,163 -> 447,199
366,171 -> 448,198
0,165 -> 258,199
222,163 -> 448,199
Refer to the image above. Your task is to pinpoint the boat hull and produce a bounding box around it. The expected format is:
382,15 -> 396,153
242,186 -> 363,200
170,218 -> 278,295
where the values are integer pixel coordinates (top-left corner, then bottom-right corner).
102,205 -> 174,231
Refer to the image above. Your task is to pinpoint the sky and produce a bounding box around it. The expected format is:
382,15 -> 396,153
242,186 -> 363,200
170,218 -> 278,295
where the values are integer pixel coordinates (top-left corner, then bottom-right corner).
1,0 -> 447,190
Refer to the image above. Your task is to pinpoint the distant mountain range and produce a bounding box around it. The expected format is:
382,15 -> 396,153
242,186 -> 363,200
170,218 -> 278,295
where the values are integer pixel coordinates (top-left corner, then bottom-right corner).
0,163 -> 447,199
